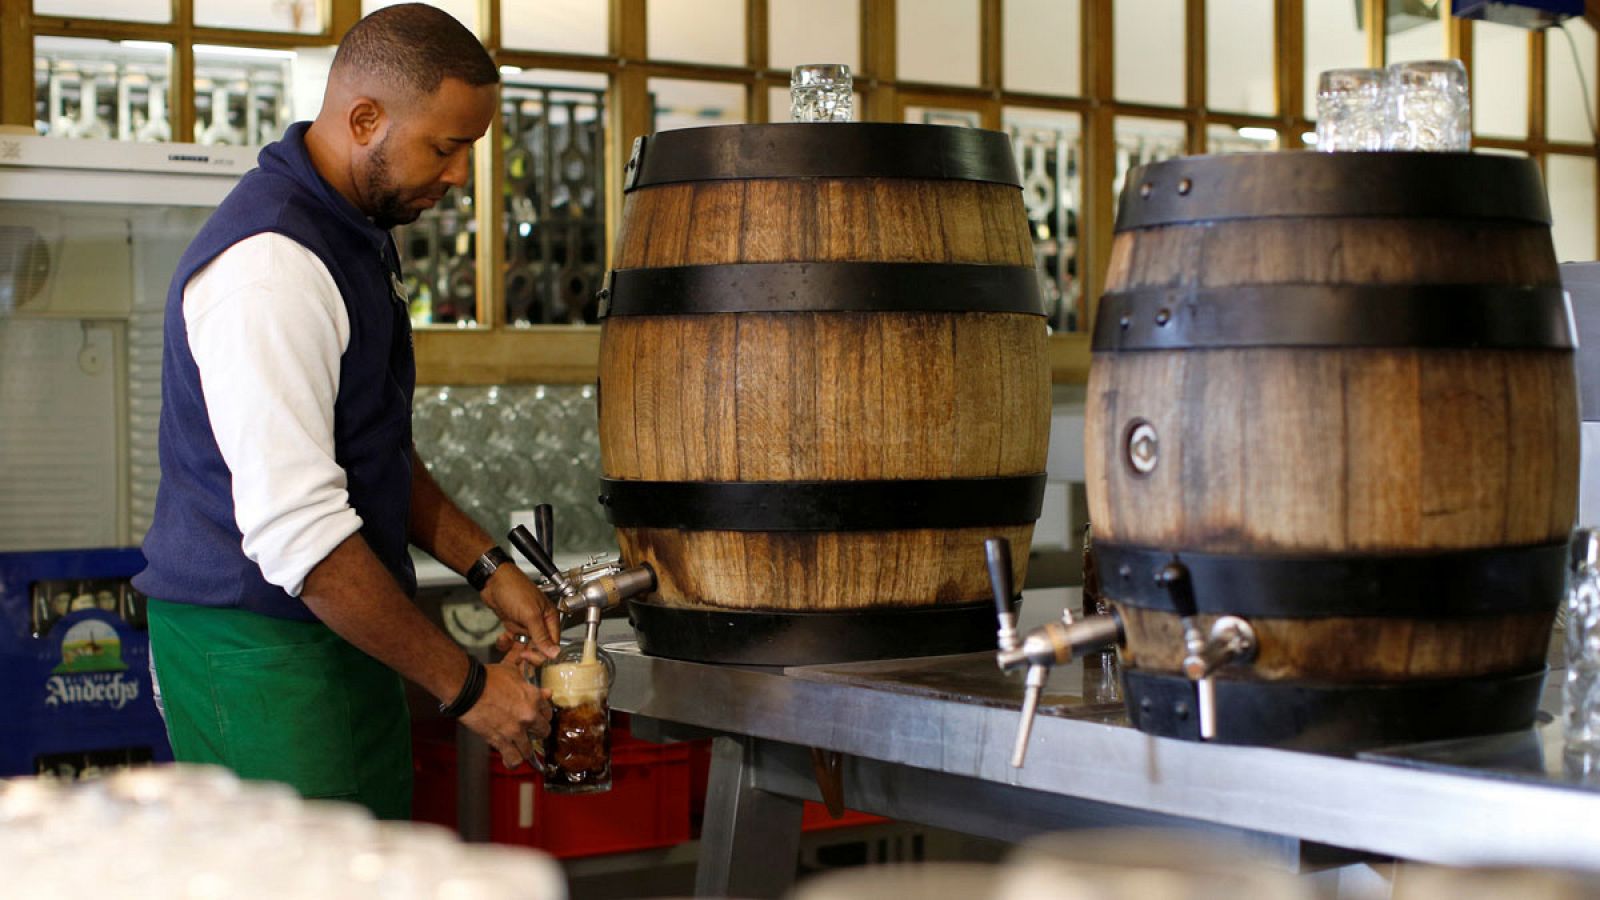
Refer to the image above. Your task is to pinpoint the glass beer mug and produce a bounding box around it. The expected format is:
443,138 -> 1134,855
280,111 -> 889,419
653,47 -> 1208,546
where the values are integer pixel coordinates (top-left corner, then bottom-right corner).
538,642 -> 616,794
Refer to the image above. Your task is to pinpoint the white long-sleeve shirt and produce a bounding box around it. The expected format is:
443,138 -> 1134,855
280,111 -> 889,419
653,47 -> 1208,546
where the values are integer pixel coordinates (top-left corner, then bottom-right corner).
184,231 -> 364,596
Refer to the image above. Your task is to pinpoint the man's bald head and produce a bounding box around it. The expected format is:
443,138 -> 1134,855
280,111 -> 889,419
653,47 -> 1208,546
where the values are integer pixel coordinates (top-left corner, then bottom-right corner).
329,3 -> 498,107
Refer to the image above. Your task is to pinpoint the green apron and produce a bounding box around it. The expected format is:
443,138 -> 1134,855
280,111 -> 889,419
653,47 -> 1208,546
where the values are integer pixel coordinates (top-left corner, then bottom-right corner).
147,599 -> 413,820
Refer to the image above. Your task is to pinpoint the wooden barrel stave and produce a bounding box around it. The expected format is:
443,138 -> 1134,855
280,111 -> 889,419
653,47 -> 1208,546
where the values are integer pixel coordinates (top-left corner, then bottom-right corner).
1087,348 -> 1578,553
617,525 -> 1038,612
1116,606 -> 1556,681
602,313 -> 1049,483
614,179 -> 1036,268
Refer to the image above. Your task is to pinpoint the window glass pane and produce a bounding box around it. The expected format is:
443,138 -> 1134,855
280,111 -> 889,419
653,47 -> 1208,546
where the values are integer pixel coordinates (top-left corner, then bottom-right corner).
502,0 -> 609,56
1472,21 -> 1528,139
1113,116 -> 1186,201
649,0 -> 745,66
1004,107 -> 1082,331
1004,0 -> 1080,96
1548,19 -> 1598,144
897,0 -> 980,86
1114,0 -> 1185,107
1385,3 -> 1445,66
1549,154 -> 1597,263
194,46 -> 296,146
650,78 -> 746,132
196,0 -> 322,33
34,0 -> 168,23
397,162 -> 478,326
1206,122 -> 1279,153
497,72 -> 608,325
771,0 -> 859,71
1207,0 -> 1273,115
1304,0 -> 1366,118
287,47 -> 335,125
34,37 -> 171,141
362,0 -> 477,35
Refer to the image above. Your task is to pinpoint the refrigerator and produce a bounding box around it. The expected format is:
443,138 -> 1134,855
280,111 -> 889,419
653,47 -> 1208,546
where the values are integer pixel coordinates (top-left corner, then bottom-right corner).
0,133 -> 254,776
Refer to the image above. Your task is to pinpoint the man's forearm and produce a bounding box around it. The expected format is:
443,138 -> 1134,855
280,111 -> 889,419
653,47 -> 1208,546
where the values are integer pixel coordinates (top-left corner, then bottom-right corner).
300,532 -> 469,704
408,447 -> 499,575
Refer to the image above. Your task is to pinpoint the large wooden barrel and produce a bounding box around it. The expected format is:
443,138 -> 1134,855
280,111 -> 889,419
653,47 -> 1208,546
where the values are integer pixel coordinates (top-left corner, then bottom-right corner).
1085,152 -> 1577,748
598,124 -> 1050,665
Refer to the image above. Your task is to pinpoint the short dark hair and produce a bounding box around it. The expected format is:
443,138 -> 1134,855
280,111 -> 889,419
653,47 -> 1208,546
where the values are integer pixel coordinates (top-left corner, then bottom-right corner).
333,3 -> 499,97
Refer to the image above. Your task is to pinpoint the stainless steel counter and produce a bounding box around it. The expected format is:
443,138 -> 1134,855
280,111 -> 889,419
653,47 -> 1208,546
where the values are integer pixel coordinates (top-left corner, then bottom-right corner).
599,619 -> 1600,897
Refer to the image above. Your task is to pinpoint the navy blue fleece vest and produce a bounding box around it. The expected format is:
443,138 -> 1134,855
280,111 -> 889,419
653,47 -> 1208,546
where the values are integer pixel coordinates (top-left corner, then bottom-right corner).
134,122 -> 417,620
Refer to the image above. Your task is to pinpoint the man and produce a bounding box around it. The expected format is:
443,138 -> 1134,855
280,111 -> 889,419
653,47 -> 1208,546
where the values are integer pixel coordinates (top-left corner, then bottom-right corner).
133,4 -> 560,819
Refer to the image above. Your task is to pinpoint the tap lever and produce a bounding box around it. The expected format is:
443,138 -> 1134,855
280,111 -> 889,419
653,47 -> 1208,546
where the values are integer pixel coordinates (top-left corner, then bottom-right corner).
986,537 -> 1020,653
1156,560 -> 1197,619
533,503 -> 555,556
509,524 -> 573,595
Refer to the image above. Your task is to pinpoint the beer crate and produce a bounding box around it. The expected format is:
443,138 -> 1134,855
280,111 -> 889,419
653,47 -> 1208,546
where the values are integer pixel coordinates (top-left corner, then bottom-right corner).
0,549 -> 172,777
412,714 -> 693,859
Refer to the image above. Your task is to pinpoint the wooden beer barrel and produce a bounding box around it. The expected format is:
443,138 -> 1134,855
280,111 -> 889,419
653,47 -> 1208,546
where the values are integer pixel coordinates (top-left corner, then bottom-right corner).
1085,152 -> 1577,747
598,124 -> 1050,665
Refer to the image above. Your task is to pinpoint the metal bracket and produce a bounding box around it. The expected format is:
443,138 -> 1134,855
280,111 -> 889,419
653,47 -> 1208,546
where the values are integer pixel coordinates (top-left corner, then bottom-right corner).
623,135 -> 646,191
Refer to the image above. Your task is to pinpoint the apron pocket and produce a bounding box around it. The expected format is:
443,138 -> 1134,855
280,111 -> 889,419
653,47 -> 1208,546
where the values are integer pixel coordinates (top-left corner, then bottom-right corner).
207,639 -> 359,799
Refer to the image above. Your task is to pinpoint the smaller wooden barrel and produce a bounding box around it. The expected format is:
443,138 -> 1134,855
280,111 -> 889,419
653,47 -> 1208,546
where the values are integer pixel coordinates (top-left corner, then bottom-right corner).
1086,151 -> 1577,748
599,124 -> 1050,665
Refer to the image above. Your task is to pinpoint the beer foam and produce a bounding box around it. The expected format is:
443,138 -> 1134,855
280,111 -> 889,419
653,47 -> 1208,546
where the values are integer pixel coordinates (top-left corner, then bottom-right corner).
543,661 -> 608,707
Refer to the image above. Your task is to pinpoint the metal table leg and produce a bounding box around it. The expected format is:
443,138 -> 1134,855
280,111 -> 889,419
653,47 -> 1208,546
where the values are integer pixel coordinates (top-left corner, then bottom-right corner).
696,735 -> 805,899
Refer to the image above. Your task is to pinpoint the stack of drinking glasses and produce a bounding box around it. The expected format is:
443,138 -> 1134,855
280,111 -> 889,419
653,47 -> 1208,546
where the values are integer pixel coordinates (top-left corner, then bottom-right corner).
1316,59 -> 1470,152
0,764 -> 567,899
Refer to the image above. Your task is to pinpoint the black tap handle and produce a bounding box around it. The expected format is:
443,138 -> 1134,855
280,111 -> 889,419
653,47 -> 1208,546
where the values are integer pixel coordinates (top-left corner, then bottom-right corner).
985,537 -> 1015,616
509,524 -> 563,584
1156,559 -> 1197,619
533,503 -> 554,556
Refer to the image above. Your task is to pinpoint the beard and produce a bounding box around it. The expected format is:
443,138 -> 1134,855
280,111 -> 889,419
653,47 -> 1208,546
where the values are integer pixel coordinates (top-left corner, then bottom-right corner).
364,135 -> 427,229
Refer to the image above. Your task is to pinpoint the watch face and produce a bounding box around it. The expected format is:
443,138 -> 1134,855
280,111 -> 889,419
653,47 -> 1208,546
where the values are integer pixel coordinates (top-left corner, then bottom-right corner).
443,600 -> 502,648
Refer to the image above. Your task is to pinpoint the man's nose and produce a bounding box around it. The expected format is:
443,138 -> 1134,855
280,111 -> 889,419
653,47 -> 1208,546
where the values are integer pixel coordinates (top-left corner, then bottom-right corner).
442,150 -> 471,187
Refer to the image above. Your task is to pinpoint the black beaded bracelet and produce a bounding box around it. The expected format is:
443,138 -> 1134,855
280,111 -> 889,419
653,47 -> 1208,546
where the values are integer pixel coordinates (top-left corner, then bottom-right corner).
439,656 -> 487,718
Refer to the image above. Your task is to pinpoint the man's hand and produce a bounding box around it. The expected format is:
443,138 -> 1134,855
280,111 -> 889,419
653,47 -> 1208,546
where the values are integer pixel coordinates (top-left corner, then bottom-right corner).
480,565 -> 562,659
460,652 -> 554,770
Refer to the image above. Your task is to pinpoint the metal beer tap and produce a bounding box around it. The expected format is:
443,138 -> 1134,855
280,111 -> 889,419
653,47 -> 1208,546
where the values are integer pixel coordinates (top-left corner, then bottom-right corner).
1156,561 -> 1257,741
507,503 -> 656,649
989,537 -> 1123,767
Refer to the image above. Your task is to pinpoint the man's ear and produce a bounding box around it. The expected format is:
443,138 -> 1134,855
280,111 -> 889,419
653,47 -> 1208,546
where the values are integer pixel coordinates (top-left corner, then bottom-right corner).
348,96 -> 385,146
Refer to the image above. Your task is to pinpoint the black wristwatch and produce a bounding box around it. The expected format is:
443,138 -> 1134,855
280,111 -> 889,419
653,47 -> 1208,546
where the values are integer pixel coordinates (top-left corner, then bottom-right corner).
466,545 -> 513,591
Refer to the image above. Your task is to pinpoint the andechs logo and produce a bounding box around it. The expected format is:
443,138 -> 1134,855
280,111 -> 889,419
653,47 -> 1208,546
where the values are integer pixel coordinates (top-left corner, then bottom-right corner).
43,672 -> 140,711
52,620 -> 127,674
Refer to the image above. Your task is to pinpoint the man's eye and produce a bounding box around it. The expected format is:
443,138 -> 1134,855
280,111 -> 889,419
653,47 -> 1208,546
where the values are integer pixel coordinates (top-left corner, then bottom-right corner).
435,147 -> 450,158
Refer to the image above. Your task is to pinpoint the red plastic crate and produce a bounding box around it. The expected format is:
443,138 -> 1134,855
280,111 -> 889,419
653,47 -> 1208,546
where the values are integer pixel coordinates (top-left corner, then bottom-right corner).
410,736 -> 458,831
411,715 -> 693,859
490,742 -> 691,858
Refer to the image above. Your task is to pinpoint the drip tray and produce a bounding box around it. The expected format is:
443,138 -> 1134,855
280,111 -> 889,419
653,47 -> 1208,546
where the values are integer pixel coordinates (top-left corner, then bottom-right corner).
782,651 -> 1128,721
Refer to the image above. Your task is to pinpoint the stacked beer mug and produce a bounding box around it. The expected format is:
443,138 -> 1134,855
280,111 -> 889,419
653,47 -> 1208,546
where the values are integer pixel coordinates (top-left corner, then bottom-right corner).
1316,59 -> 1470,152
0,764 -> 566,899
